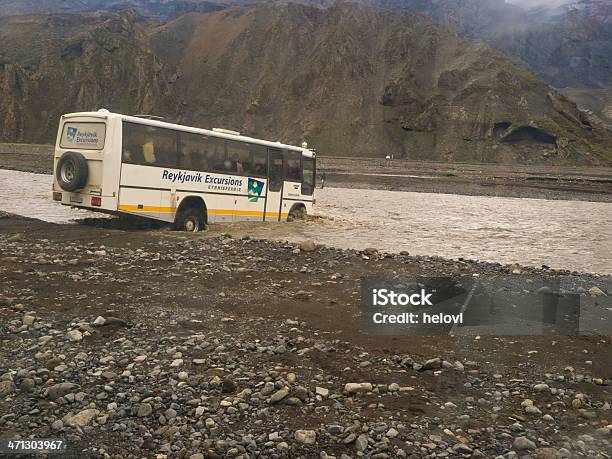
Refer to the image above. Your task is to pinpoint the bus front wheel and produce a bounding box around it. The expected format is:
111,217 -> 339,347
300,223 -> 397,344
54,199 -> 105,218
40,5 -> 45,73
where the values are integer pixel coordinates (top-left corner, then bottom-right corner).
176,207 -> 205,232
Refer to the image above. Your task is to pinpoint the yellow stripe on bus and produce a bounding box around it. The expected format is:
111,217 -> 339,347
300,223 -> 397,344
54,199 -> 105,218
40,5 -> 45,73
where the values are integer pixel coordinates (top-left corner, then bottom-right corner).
118,205 -> 288,218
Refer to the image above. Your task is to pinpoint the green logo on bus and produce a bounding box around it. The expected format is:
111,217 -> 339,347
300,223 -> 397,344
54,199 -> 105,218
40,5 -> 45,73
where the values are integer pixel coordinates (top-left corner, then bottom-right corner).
248,178 -> 265,202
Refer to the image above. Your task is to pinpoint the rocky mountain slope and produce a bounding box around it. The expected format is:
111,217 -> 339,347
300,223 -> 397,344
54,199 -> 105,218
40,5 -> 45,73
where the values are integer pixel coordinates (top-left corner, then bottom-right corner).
0,0 -> 226,17
2,0 -> 610,91
0,3 -> 610,163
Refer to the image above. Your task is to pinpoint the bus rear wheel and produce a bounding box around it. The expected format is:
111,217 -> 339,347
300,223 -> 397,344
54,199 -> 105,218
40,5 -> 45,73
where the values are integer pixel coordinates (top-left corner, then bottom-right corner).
176,207 -> 205,232
288,205 -> 306,221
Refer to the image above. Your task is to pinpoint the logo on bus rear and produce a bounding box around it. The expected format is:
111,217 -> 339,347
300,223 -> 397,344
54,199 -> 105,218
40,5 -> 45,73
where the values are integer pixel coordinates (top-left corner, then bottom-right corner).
67,127 -> 78,141
248,178 -> 265,202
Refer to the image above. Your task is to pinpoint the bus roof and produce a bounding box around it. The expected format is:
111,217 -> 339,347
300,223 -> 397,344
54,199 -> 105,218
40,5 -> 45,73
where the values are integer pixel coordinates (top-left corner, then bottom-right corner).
61,110 -> 315,156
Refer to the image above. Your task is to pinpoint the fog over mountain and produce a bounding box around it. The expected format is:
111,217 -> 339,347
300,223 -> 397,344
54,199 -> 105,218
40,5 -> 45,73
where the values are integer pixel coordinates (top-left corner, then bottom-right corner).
506,0 -> 568,8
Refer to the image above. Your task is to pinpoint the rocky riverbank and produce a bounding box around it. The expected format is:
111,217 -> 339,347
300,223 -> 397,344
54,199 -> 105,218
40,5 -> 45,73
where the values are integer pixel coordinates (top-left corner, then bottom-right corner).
2,143 -> 612,202
1,213 -> 611,458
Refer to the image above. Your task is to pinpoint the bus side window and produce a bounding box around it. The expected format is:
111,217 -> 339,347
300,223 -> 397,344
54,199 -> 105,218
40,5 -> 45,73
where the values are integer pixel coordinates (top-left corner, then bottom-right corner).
268,149 -> 283,192
284,150 -> 301,182
148,128 -> 177,167
250,145 -> 267,177
211,139 -> 229,173
123,122 -> 177,167
226,140 -> 252,175
122,122 -> 146,164
180,132 -> 211,171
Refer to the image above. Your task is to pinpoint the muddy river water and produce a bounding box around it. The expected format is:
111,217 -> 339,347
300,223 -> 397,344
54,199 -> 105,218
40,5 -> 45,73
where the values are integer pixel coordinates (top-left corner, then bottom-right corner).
1,169 -> 610,274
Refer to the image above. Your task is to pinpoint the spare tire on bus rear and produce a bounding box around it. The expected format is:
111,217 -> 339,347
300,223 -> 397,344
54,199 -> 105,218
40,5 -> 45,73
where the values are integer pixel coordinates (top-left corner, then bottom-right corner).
56,151 -> 88,192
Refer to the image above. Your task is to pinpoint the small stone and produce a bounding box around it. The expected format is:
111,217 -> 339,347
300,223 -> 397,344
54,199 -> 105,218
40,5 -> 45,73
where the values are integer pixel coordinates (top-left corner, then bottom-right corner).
51,420 -> 63,431
299,240 -> 316,252
0,380 -> 16,396
327,425 -> 344,435
386,428 -> 399,438
388,383 -> 400,392
170,359 -> 183,367
345,382 -> 372,393
270,389 -> 289,404
221,378 -> 237,393
355,434 -> 369,451
423,358 -> 441,370
47,383 -> 79,401
137,403 -> 153,417
67,409 -> 99,427
588,286 -> 606,297
22,315 -> 36,326
535,448 -> 560,459
525,405 -> 542,415
513,436 -> 536,451
19,378 -> 35,392
453,443 -> 473,454
93,316 -> 106,326
294,430 -> 316,444
66,330 -> 83,342
533,383 -> 550,392
316,386 -> 329,397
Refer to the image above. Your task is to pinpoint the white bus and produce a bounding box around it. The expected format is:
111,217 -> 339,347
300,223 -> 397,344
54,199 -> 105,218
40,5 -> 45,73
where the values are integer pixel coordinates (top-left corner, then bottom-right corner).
52,109 -> 316,231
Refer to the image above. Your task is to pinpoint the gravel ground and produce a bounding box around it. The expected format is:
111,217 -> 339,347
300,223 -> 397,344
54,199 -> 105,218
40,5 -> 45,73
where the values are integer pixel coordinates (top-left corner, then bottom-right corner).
1,213 -> 611,458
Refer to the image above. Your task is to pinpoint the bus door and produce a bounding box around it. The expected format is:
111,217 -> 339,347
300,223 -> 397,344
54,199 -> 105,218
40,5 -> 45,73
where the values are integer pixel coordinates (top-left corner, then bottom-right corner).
265,149 -> 283,221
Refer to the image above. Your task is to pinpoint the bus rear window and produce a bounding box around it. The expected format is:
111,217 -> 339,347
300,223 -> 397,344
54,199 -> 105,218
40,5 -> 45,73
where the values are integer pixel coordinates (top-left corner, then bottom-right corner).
60,122 -> 106,150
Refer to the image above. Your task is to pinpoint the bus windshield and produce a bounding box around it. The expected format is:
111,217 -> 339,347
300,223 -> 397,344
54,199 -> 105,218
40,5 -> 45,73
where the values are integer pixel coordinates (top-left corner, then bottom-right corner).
302,156 -> 315,195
